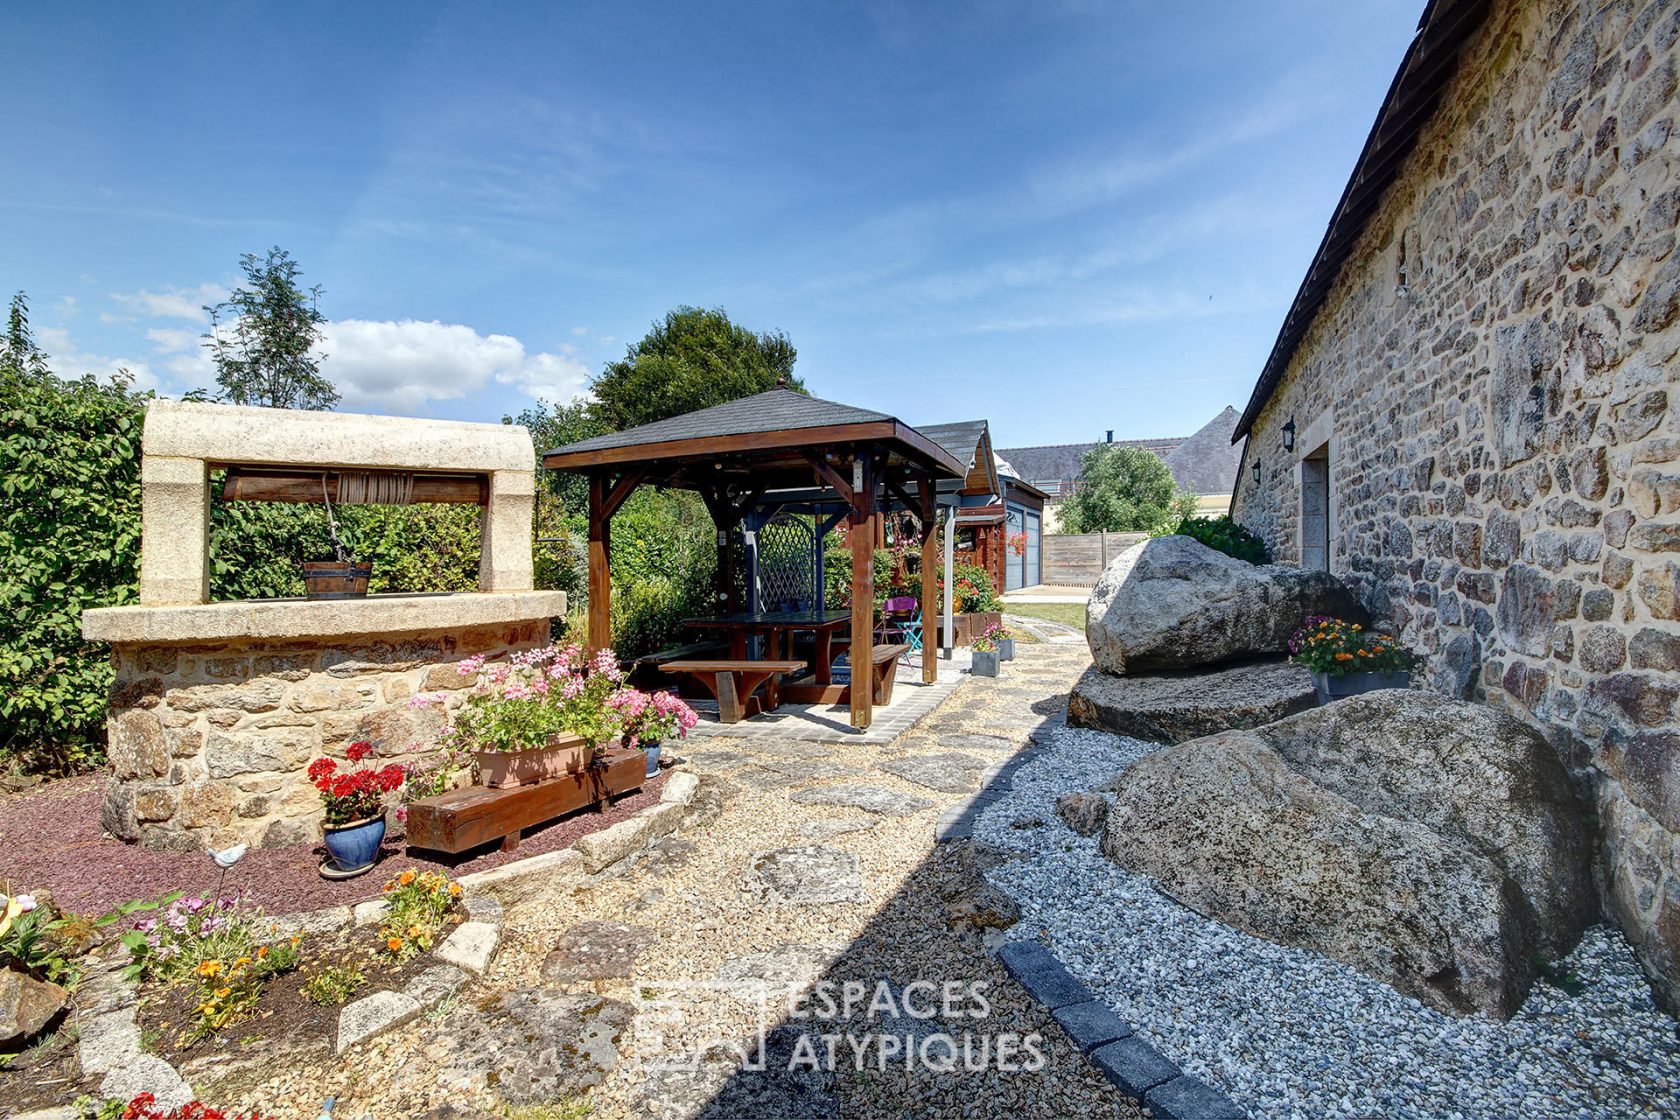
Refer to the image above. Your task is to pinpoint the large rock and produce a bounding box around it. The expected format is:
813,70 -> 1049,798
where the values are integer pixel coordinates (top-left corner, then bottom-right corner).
1101,691 -> 1592,1018
1085,535 -> 1365,674
0,970 -> 68,1045
1067,659 -> 1317,743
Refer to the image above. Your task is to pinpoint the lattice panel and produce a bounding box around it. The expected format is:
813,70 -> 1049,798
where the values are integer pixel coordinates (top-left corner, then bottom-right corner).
757,513 -> 818,611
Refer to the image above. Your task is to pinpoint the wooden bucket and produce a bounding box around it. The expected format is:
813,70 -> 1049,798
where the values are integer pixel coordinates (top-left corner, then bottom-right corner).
301,561 -> 372,600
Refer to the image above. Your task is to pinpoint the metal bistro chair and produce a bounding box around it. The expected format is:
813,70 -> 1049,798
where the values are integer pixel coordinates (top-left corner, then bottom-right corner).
878,596 -> 923,661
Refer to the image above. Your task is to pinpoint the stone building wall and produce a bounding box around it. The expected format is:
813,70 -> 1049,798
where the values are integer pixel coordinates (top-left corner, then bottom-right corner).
1230,0 -> 1680,1009
101,621 -> 546,851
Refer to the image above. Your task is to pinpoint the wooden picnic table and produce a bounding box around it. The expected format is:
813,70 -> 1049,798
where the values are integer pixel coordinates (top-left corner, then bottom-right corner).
683,609 -> 852,685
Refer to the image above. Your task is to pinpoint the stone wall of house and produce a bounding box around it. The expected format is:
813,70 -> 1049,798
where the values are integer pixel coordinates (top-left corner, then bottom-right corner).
101,621 -> 547,851
1231,0 -> 1680,1010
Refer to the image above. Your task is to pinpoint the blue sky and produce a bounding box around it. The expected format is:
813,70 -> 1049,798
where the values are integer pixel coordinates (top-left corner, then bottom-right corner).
4,1 -> 1419,446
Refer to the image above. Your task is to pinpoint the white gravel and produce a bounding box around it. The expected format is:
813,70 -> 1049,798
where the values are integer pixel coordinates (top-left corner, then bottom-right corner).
976,725 -> 1680,1120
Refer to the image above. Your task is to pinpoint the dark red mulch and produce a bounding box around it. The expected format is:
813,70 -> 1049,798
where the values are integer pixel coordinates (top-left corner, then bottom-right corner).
0,769 -> 669,917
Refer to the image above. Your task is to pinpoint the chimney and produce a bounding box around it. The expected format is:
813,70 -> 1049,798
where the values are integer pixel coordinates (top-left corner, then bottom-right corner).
1105,430 -> 1113,443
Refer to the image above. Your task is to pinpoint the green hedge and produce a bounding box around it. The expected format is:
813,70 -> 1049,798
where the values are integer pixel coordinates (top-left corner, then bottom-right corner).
0,368 -> 145,774
1175,515 -> 1270,564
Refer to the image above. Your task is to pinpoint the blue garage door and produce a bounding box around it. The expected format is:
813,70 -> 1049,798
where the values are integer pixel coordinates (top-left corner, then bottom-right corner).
1024,510 -> 1041,587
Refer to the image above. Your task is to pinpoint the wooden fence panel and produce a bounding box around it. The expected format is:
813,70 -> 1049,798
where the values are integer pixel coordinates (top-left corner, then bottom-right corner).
1041,531 -> 1147,586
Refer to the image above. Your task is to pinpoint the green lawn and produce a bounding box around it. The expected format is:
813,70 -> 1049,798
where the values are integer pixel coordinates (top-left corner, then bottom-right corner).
1003,601 -> 1086,629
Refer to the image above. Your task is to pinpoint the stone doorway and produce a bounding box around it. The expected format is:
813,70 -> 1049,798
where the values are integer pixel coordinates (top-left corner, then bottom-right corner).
1300,443 -> 1329,572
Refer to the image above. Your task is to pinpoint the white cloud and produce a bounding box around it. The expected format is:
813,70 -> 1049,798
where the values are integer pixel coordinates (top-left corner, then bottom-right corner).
316,319 -> 591,411
110,282 -> 227,323
35,326 -> 162,393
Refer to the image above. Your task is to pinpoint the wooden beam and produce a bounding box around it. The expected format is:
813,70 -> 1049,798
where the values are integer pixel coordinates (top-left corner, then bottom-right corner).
601,467 -> 647,521
800,450 -> 854,504
588,473 -> 611,651
884,474 -> 918,519
221,468 -> 488,506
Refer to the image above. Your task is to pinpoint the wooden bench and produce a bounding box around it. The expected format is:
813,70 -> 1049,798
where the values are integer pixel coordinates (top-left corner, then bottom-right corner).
869,644 -> 907,705
660,659 -> 807,723
625,639 -> 730,689
405,748 -> 644,854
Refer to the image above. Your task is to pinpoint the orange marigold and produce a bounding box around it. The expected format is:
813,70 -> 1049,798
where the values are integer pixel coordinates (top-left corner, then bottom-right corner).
399,870 -> 417,887
387,937 -> 404,952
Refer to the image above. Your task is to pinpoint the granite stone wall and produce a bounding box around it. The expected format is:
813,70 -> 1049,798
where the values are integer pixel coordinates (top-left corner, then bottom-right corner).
1231,0 -> 1680,1009
101,621 -> 546,851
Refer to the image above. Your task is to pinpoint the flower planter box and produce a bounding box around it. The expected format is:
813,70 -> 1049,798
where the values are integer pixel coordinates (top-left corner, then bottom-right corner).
998,637 -> 1015,661
405,748 -> 645,854
971,650 -> 1001,677
934,611 -> 1004,648
1310,669 -> 1412,706
474,733 -> 591,789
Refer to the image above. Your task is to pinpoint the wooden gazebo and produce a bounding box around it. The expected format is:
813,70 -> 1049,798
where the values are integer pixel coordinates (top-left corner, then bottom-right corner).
543,388 -> 966,729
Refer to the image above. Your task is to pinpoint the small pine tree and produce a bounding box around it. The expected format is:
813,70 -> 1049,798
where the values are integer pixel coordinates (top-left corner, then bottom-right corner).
204,247 -> 338,410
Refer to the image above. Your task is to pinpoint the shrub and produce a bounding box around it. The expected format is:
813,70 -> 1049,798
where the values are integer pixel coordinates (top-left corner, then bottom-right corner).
1174,515 -> 1269,564
941,563 -> 999,614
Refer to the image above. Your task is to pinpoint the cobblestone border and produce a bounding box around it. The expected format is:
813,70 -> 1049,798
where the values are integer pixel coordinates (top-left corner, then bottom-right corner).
934,719 -> 1248,1119
62,768 -> 709,1106
995,941 -> 1246,1119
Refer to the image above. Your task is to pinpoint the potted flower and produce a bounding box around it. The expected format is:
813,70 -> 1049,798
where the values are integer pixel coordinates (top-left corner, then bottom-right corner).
610,687 -> 699,778
445,643 -> 627,788
984,622 -> 1016,661
309,741 -> 406,877
970,630 -> 1001,678
1289,616 -> 1418,705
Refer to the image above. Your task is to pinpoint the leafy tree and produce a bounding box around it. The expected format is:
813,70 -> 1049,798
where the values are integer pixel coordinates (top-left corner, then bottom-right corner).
506,398 -> 606,517
204,247 -> 337,410
1059,444 -> 1197,535
3,291 -> 50,377
589,306 -> 801,430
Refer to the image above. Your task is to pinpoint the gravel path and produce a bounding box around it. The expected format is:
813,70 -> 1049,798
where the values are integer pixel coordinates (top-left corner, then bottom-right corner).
976,723 -> 1680,1120
200,644 -> 1144,1120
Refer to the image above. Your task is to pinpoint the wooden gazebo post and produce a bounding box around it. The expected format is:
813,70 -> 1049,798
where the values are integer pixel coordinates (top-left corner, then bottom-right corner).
917,471 -> 940,685
586,468 -> 646,651
848,451 -> 879,730
587,474 -> 611,650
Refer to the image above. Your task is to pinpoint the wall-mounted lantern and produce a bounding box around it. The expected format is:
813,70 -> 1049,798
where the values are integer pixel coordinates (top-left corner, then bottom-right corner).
1282,418 -> 1296,453
1252,459 -> 1262,485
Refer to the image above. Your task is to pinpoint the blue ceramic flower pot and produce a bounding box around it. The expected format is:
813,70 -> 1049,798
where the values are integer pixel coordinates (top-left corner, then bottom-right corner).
643,742 -> 662,778
322,816 -> 385,875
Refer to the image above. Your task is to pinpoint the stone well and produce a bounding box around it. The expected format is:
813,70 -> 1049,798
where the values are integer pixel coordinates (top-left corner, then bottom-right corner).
81,401 -> 567,851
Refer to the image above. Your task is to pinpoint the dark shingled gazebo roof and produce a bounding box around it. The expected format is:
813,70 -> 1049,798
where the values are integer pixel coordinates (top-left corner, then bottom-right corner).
543,387 -> 965,488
